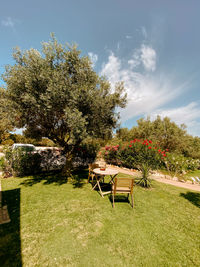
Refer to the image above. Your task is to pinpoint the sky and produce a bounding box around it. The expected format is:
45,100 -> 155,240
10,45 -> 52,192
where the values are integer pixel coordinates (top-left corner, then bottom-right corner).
1,0 -> 200,136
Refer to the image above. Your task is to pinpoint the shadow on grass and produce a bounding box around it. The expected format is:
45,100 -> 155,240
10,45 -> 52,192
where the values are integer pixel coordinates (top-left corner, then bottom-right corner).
180,191 -> 200,208
108,194 -> 131,207
71,169 -> 88,188
19,169 -> 89,188
0,188 -> 21,267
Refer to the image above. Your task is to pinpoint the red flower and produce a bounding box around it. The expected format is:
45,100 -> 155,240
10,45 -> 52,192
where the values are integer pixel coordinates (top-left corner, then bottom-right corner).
158,149 -> 161,153
149,140 -> 152,143
166,149 -> 169,151
148,146 -> 152,149
129,145 -> 132,148
163,154 -> 166,157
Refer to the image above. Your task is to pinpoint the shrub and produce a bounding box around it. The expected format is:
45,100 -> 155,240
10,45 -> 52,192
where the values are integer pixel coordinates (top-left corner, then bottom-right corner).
4,147 -> 42,176
73,138 -> 100,167
164,153 -> 200,177
103,139 -> 166,187
0,157 -> 5,171
1,139 -> 14,146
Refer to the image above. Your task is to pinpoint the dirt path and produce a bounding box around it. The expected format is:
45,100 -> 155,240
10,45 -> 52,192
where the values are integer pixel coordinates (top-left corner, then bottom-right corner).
104,164 -> 200,192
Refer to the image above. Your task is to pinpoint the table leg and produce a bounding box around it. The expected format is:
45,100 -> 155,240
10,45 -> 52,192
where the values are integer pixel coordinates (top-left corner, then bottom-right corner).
97,180 -> 104,198
109,174 -> 117,184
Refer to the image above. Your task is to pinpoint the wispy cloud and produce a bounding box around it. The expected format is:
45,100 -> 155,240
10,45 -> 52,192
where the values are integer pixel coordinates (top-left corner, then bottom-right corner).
100,51 -> 188,122
128,44 -> 156,72
88,52 -> 98,67
141,45 -> 156,72
126,35 -> 132,39
1,17 -> 15,28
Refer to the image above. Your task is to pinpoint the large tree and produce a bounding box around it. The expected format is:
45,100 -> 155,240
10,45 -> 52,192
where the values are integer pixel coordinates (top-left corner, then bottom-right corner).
0,88 -> 15,143
2,35 -> 126,166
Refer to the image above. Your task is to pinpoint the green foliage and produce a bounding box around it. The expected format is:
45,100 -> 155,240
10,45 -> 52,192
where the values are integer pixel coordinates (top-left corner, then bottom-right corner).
0,157 -> 5,170
36,138 -> 56,147
4,147 -> 42,176
73,137 -> 101,167
116,116 -> 200,158
0,88 -> 15,143
103,139 -> 165,187
164,153 -> 200,178
2,34 -> 126,167
1,138 -> 14,146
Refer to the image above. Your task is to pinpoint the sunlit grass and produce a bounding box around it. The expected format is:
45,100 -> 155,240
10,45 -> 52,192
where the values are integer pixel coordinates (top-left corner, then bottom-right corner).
1,171 -> 200,266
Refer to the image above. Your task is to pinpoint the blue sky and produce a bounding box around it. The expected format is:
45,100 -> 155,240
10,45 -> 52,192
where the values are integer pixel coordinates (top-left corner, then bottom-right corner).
1,0 -> 200,136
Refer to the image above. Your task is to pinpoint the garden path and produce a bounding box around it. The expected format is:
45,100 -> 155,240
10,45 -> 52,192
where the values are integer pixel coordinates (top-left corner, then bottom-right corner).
96,160 -> 200,192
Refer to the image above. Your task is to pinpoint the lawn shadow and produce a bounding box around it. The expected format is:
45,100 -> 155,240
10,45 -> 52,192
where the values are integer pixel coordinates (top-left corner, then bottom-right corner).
108,194 -> 131,207
180,191 -> 200,208
71,169 -> 88,188
0,188 -> 22,266
19,169 -> 89,188
20,171 -> 69,187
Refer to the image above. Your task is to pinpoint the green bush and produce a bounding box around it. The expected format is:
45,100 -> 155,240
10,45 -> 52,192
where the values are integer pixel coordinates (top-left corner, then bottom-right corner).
0,157 -> 5,171
164,153 -> 200,177
1,139 -> 14,146
103,139 -> 165,187
73,138 -> 100,167
4,147 -> 42,176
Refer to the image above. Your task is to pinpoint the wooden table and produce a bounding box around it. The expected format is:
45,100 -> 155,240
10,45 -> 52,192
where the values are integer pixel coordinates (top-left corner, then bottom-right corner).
92,168 -> 119,197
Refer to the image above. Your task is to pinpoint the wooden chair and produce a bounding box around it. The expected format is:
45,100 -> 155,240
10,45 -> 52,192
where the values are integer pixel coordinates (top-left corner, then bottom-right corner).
87,163 -> 99,183
112,177 -> 134,208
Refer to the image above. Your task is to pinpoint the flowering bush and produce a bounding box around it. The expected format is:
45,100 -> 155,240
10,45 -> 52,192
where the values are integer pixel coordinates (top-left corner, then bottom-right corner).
164,153 -> 200,178
103,139 -> 166,187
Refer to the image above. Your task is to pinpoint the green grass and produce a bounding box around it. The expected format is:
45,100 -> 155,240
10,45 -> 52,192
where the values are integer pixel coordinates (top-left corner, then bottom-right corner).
1,170 -> 200,266
185,170 -> 200,178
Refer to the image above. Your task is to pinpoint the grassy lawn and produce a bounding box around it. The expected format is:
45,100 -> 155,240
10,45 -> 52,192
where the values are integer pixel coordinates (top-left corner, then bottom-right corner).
0,170 -> 200,266
185,170 -> 200,178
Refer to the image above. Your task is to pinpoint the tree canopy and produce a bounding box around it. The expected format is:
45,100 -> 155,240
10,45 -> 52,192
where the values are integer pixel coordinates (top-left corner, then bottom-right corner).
0,88 -> 15,143
2,35 -> 127,156
116,116 -> 200,158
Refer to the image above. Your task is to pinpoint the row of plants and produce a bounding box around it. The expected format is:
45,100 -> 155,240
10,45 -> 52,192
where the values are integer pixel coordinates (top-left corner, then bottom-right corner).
1,138 -> 100,177
101,139 -> 200,187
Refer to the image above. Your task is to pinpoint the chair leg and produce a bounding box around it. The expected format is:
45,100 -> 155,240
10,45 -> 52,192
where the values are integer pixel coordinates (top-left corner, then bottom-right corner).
112,193 -> 115,208
131,193 -> 134,208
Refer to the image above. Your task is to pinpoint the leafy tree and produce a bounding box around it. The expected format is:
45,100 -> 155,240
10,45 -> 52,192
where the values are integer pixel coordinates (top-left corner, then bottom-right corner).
116,116 -> 189,153
0,88 -> 15,143
2,35 -> 126,171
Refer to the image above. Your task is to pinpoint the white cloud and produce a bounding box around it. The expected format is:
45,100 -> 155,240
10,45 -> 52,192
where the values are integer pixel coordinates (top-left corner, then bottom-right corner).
100,52 -> 188,122
1,17 -> 15,28
126,35 -> 132,39
150,102 -> 200,136
140,45 -> 156,72
127,44 -> 156,72
128,49 -> 140,69
88,52 -> 98,67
